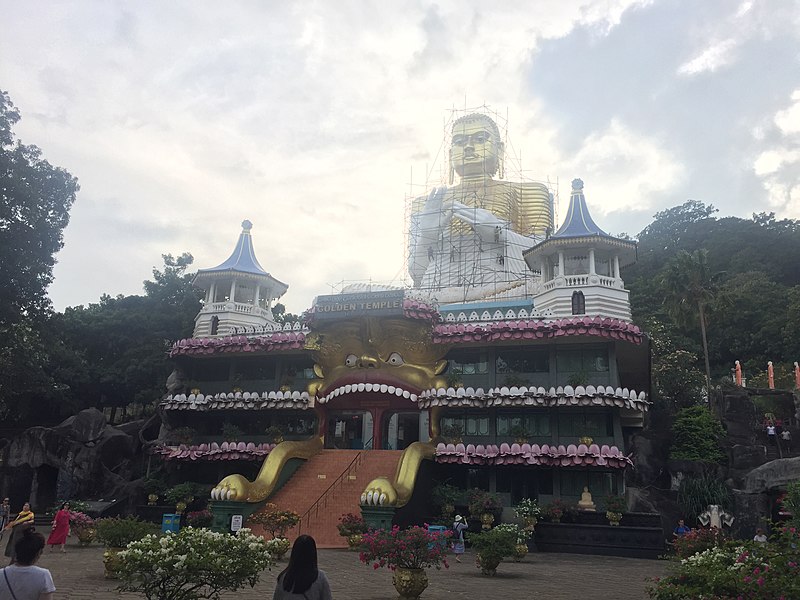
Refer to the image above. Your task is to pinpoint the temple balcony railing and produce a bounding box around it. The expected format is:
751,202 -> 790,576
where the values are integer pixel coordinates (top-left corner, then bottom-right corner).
199,301 -> 273,318
542,275 -> 622,292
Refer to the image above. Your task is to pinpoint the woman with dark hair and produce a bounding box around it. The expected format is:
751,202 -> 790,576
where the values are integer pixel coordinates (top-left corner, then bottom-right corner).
46,502 -> 70,553
273,535 -> 332,600
0,528 -> 55,599
4,502 -> 34,564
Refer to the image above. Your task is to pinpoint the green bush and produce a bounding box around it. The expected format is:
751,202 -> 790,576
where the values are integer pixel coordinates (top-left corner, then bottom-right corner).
678,473 -> 732,523
669,406 -> 726,463
166,482 -> 202,505
95,516 -> 155,548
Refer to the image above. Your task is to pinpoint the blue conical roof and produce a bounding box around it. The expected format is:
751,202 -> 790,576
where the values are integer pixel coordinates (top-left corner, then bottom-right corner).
552,179 -> 609,238
198,220 -> 269,276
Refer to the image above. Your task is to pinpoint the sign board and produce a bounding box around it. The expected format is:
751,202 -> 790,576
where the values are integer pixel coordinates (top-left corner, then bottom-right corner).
312,290 -> 405,321
230,514 -> 243,532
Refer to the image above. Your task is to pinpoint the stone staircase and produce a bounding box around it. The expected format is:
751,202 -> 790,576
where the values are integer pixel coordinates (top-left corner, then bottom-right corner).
267,449 -> 402,548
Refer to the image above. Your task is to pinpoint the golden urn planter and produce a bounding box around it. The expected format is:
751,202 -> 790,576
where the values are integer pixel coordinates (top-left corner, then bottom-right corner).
346,533 -> 363,550
147,493 -> 159,506
513,543 -> 528,561
75,527 -> 96,546
392,567 -> 428,600
480,512 -> 495,530
103,547 -> 125,579
478,554 -> 501,576
606,511 -> 622,526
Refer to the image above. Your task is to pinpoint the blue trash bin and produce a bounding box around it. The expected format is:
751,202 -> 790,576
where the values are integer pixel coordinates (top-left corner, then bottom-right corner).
162,513 -> 180,533
426,525 -> 448,550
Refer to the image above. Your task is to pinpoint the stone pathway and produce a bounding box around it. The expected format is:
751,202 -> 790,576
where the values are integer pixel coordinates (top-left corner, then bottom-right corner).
33,542 -> 665,599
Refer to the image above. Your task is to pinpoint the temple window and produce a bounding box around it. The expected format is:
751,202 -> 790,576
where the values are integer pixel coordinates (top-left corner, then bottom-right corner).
558,409 -> 613,438
495,350 -> 549,374
496,412 -> 551,436
210,316 -> 219,335
571,291 -> 586,315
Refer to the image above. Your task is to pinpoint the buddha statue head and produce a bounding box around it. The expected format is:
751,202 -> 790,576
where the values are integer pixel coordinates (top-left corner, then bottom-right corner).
449,113 -> 504,183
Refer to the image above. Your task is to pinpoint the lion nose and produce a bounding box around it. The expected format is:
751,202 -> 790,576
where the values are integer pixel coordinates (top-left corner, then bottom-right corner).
358,355 -> 379,368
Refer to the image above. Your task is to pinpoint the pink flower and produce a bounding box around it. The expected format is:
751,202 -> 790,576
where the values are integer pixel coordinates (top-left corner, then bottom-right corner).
757,577 -> 765,586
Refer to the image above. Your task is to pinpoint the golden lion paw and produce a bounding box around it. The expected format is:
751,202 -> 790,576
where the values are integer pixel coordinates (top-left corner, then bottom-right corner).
210,474 -> 250,501
360,477 -> 398,506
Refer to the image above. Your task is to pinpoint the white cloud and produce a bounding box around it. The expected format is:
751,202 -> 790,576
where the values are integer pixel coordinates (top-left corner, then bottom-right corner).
775,90 -> 800,135
677,38 -> 738,76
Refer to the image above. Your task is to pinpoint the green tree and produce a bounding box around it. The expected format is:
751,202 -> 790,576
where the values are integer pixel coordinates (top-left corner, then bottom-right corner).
271,302 -> 300,325
670,406 -> 726,463
659,249 -> 719,398
0,90 -> 79,421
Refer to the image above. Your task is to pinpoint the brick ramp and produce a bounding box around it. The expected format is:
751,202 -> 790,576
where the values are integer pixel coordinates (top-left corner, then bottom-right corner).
263,449 -> 402,548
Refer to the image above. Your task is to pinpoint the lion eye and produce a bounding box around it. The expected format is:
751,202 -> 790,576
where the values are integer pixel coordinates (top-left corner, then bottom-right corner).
387,352 -> 404,366
345,354 -> 358,367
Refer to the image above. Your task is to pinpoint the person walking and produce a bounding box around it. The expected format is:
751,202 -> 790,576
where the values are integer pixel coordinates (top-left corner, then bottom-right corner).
4,503 -> 34,565
0,500 -> 10,541
46,502 -> 70,553
767,423 -> 777,445
273,534 -> 332,600
452,514 -> 468,563
782,429 -> 792,454
0,528 -> 55,599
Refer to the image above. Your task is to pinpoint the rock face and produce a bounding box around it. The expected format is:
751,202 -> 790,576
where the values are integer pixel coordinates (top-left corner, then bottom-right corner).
743,457 -> 800,494
1,408 -> 145,510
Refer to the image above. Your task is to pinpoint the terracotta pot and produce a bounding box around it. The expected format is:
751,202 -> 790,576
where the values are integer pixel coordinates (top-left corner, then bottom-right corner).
103,547 -> 125,579
392,567 -> 428,599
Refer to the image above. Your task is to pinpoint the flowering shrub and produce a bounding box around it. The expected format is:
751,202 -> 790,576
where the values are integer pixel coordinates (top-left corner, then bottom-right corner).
247,503 -> 300,538
513,498 -> 541,521
672,527 -> 728,559
117,527 -> 273,600
359,526 -> 451,570
467,488 -> 503,518
95,516 -> 155,548
265,537 -> 291,559
494,523 -> 529,545
649,525 -> 800,599
186,509 -> 213,528
604,494 -> 627,514
69,511 -> 95,530
467,526 -> 518,574
337,512 -> 368,538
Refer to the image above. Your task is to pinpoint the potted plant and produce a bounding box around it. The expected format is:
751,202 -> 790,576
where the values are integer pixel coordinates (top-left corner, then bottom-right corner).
117,527 -> 273,600
221,421 -> 245,442
440,423 -> 464,444
264,424 -> 285,444
604,494 -> 627,526
445,372 -> 464,389
142,475 -> 167,506
542,499 -> 573,523
359,525 -> 450,599
494,523 -> 530,561
95,516 -> 155,579
165,482 -> 199,514
69,511 -> 96,546
168,426 -> 197,445
513,498 -> 541,530
247,503 -> 300,559
509,423 -> 530,443
337,512 -> 368,550
467,488 -> 503,529
431,482 -> 461,521
467,526 -> 518,576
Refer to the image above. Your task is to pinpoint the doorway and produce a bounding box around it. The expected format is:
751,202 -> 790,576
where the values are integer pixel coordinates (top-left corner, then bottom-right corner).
382,412 -> 420,450
326,411 -> 373,449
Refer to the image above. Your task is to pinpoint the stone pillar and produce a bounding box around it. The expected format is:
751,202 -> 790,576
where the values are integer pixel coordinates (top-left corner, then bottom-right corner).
613,255 -> 621,279
557,251 -> 565,277
589,249 -> 596,275
254,284 -> 261,309
229,279 -> 237,303
209,282 -> 216,303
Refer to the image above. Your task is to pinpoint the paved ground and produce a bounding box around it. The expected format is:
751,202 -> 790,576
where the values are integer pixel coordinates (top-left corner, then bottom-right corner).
32,540 -> 666,600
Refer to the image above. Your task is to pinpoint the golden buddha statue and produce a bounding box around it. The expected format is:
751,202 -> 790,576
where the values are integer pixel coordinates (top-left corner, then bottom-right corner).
408,113 -> 552,297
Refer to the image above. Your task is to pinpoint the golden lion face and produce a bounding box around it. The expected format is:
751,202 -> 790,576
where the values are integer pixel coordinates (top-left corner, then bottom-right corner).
306,317 -> 448,401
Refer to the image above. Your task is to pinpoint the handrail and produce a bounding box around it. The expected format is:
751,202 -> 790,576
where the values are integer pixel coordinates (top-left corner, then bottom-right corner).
297,451 -> 365,534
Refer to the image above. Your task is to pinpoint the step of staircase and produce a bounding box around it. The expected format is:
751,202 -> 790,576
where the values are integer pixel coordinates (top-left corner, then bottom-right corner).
265,449 -> 402,548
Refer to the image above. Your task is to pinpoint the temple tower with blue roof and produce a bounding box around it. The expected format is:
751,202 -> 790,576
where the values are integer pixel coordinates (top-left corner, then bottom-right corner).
524,179 -> 637,320
192,220 -> 288,337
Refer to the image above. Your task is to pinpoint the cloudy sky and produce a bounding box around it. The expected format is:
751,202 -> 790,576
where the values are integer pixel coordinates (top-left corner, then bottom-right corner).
2,0 -> 799,314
